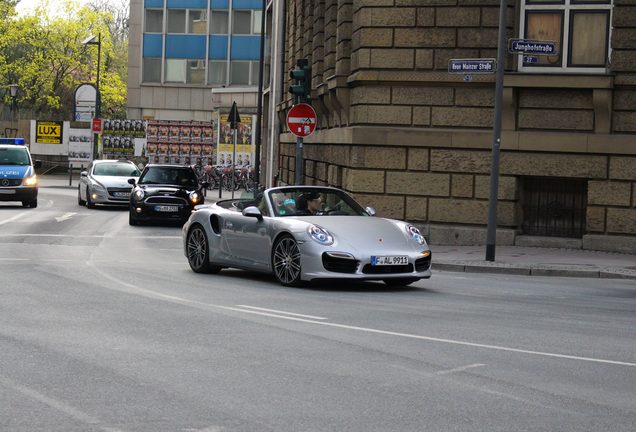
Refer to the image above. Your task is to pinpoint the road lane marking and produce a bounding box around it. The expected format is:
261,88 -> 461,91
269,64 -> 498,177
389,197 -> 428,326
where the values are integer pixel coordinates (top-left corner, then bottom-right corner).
0,375 -> 126,432
435,363 -> 485,376
85,262 -> 636,368
55,212 -> 77,222
235,305 -> 328,320
0,212 -> 29,226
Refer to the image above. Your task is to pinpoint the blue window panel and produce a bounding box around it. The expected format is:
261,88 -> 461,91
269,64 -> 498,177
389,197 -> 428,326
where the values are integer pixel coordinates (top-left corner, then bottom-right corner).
167,0 -> 207,8
145,0 -> 163,8
211,0 -> 229,8
143,34 -> 163,57
165,35 -> 207,58
230,36 -> 261,60
209,36 -> 229,60
233,0 -> 263,9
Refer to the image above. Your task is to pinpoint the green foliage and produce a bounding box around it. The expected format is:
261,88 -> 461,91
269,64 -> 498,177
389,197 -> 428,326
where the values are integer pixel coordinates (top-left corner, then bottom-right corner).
0,0 -> 128,119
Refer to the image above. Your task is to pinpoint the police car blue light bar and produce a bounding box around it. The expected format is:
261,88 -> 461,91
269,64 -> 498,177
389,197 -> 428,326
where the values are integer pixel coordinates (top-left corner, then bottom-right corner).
0,138 -> 26,145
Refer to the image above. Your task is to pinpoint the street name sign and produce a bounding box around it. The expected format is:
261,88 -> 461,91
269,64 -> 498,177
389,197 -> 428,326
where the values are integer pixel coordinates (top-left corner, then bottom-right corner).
448,59 -> 497,74
287,103 -> 317,138
508,39 -> 557,55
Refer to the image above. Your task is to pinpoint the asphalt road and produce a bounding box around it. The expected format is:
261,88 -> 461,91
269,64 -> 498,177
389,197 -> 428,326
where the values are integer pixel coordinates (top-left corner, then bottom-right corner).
1,186 -> 635,431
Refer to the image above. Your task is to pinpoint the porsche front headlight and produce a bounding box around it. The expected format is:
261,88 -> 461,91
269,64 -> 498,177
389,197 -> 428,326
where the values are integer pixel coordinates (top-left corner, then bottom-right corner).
308,224 -> 334,246
22,175 -> 37,186
406,224 -> 426,245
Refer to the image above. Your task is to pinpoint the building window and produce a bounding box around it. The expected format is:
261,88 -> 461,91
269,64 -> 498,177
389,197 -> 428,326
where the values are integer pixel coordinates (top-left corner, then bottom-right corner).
208,60 -> 228,85
188,10 -> 207,34
230,60 -> 258,85
167,9 -> 186,33
165,59 -> 187,83
145,9 -> 163,33
519,0 -> 612,72
188,60 -> 206,84
232,10 -> 252,34
143,58 -> 161,82
211,10 -> 229,34
253,10 -> 262,34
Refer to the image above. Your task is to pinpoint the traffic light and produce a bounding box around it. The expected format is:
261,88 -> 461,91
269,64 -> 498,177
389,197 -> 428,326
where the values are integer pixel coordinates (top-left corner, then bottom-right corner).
289,59 -> 311,103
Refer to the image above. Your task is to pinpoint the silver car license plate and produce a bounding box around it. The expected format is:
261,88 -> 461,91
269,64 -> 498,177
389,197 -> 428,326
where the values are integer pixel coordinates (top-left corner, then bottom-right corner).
113,192 -> 130,198
371,255 -> 408,266
155,205 -> 179,212
0,189 -> 16,194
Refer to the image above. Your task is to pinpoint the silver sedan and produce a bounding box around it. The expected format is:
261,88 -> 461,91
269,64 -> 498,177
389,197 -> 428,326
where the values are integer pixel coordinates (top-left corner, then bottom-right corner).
183,186 -> 432,287
78,160 -> 141,208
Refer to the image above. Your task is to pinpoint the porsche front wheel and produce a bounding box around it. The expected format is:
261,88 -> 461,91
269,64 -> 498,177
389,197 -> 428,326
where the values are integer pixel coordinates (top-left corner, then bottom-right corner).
187,225 -> 221,274
272,235 -> 303,287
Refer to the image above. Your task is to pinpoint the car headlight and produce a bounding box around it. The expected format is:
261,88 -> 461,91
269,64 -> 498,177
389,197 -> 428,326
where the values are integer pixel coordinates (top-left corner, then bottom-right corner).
189,191 -> 200,204
308,224 -> 334,246
92,182 -> 106,192
406,224 -> 426,245
22,175 -> 37,186
133,189 -> 145,201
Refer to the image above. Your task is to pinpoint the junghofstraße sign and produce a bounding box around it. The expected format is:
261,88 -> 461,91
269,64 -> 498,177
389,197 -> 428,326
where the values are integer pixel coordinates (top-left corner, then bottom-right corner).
35,121 -> 64,144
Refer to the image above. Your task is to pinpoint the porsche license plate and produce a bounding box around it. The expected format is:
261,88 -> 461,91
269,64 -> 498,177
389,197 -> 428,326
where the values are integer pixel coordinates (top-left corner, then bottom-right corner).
371,255 -> 408,266
155,205 -> 179,212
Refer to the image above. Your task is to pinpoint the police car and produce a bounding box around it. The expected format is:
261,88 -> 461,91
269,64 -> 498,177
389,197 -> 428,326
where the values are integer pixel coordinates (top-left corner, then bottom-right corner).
0,138 -> 41,208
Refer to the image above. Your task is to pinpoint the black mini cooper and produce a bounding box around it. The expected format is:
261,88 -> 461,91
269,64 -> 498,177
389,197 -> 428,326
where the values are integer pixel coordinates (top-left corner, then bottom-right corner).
128,164 -> 205,225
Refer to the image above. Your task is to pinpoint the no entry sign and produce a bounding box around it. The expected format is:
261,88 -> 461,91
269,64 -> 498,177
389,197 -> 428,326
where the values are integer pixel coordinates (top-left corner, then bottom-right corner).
286,103 -> 317,138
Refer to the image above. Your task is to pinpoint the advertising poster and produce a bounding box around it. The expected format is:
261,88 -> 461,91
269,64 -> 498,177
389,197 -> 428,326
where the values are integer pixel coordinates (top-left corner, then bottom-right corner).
218,114 -> 254,167
102,119 -> 146,159
35,121 -> 64,144
68,128 -> 93,165
144,118 -> 218,165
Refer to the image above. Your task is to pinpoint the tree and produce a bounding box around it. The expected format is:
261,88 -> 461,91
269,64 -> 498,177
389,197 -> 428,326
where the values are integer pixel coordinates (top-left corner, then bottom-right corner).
0,0 -> 128,119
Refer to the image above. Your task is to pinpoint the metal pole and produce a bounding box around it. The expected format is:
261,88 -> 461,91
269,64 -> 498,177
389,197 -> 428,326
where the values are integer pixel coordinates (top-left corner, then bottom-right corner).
231,128 -> 237,199
485,0 -> 509,262
94,34 -> 102,160
295,136 -> 303,185
254,0 -> 266,187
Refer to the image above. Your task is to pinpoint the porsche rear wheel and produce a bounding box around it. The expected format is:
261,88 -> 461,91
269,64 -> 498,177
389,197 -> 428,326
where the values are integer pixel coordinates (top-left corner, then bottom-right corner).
272,234 -> 303,287
187,224 -> 221,274
383,278 -> 419,287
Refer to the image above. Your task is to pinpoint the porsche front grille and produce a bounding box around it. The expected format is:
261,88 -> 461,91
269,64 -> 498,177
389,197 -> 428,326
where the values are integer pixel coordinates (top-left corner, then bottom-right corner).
415,255 -> 431,272
362,264 -> 414,274
322,252 -> 358,273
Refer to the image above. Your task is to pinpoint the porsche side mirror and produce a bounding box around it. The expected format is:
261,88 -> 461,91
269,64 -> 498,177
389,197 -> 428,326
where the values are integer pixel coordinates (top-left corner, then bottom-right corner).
127,178 -> 136,185
242,206 -> 263,221
365,206 -> 376,216
80,171 -> 88,177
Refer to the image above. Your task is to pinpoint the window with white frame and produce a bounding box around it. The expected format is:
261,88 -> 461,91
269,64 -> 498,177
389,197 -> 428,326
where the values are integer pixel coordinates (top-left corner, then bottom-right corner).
230,60 -> 259,85
167,9 -> 209,34
145,9 -> 163,33
188,10 -> 207,34
519,0 -> 612,72
211,10 -> 229,34
143,58 -> 162,82
232,10 -> 261,35
208,60 -> 228,85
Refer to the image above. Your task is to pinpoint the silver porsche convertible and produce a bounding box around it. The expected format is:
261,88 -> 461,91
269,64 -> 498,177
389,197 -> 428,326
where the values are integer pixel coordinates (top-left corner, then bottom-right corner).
182,186 -> 432,287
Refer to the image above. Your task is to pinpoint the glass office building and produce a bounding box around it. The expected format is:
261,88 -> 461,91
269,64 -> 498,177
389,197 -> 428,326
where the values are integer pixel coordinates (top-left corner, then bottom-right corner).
128,0 -> 262,121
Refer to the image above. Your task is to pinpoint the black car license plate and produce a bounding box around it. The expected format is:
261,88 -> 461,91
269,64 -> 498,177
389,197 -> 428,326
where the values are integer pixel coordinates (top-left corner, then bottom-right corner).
155,205 -> 179,212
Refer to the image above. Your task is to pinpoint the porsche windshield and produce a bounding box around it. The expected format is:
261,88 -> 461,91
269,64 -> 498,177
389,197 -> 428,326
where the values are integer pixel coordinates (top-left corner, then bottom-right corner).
269,188 -> 368,217
0,147 -> 30,166
93,162 -> 140,177
139,166 -> 198,187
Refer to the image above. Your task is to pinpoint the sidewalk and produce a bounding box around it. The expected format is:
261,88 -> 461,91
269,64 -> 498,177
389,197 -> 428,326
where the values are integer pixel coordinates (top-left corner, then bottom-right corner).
38,174 -> 636,280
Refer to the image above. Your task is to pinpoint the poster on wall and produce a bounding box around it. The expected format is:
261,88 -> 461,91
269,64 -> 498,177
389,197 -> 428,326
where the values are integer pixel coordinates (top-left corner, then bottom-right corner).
68,128 -> 93,165
101,119 -> 146,159
218,114 -> 254,167
144,116 -> 218,166
35,121 -> 64,144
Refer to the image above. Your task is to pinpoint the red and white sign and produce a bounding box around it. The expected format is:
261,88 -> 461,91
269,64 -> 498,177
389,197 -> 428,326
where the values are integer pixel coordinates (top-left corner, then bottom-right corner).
91,118 -> 103,133
286,103 -> 317,138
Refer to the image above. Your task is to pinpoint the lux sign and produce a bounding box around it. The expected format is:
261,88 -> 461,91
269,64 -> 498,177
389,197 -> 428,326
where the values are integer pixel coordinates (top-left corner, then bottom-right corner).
35,121 -> 64,144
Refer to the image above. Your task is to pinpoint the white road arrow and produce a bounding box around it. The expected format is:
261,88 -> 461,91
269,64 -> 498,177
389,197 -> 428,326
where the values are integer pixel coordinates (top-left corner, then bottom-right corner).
55,212 -> 77,222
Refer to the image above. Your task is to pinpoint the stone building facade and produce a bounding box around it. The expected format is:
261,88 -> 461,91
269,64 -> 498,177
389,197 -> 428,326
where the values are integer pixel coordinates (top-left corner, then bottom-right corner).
270,0 -> 636,253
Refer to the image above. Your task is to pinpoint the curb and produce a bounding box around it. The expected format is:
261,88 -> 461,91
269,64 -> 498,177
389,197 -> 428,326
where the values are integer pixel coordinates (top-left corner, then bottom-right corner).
434,262 -> 636,280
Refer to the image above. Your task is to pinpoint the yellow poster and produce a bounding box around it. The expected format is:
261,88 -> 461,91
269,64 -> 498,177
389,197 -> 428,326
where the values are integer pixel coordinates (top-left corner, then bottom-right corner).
35,121 -> 63,144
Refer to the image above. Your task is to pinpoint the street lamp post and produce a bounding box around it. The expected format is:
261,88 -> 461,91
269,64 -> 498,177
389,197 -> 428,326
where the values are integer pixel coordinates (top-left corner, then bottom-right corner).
82,34 -> 102,159
8,84 -> 18,121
